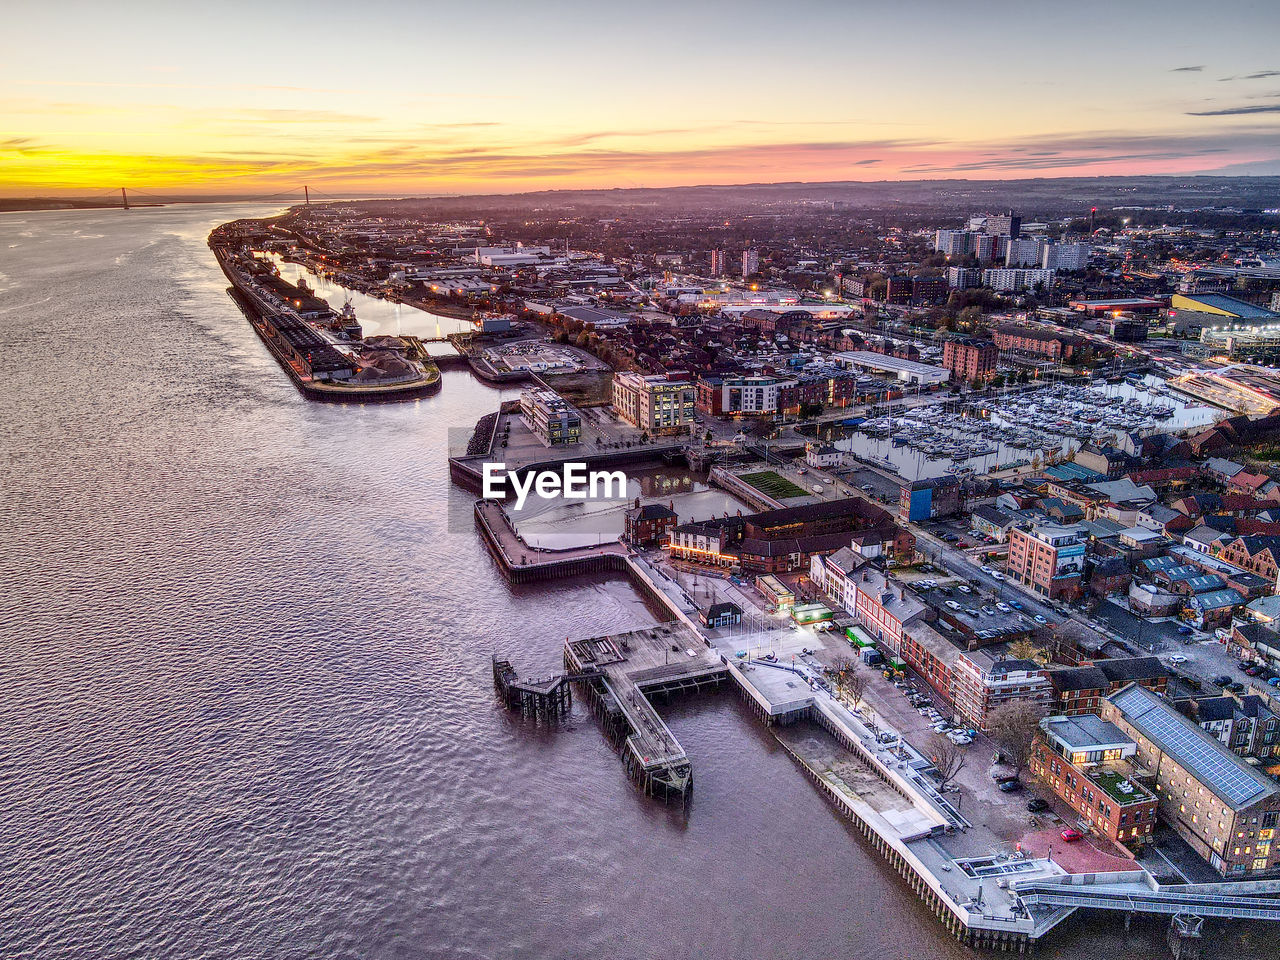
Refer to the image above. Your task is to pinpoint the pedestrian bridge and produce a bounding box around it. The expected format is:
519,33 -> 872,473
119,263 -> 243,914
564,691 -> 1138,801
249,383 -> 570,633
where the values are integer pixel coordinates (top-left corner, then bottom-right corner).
1013,870 -> 1280,922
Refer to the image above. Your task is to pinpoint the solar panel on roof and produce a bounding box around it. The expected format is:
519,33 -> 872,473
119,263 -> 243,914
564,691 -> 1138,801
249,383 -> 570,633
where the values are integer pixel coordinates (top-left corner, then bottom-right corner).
1111,686 -> 1274,809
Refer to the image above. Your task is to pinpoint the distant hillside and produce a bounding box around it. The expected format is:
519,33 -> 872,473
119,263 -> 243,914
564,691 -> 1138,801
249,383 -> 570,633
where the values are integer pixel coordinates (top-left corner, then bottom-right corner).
337,176 -> 1280,219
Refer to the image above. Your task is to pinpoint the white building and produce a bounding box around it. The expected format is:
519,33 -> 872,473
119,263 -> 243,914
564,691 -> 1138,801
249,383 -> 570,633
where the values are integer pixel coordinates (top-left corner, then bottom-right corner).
810,547 -> 865,613
1042,242 -> 1091,272
520,388 -> 581,446
832,351 -> 950,386
612,372 -> 696,435
982,268 -> 1055,292
934,230 -> 973,257
805,442 -> 843,468
742,248 -> 760,277
1005,238 -> 1043,267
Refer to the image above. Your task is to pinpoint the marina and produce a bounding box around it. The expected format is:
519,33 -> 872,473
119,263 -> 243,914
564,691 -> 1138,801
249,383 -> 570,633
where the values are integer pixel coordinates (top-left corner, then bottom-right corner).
837,379 -> 1220,481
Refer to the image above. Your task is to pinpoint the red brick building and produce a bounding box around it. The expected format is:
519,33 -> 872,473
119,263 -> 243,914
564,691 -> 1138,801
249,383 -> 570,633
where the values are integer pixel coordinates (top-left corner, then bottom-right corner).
1220,535 -> 1280,582
942,336 -> 999,384
994,323 -> 1082,362
1006,522 -> 1086,600
624,500 -> 677,547
1031,714 -> 1158,851
1047,658 -> 1171,716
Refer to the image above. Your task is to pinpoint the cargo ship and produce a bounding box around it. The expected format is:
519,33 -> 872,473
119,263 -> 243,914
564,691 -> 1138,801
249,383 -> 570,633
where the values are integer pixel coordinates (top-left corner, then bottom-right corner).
209,230 -> 439,403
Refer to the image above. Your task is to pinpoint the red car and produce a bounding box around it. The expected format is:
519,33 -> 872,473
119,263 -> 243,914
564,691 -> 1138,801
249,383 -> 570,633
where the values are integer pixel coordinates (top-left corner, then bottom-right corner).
1060,827 -> 1083,842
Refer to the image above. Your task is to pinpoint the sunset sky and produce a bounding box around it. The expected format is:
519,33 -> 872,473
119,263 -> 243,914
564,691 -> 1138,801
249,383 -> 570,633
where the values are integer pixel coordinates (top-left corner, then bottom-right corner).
4,0 -> 1280,197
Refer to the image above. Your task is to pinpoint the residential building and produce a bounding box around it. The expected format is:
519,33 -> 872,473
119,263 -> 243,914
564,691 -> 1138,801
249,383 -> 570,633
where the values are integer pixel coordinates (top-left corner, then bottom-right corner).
971,504 -> 1016,542
742,248 -> 759,277
943,336 -> 999,384
983,212 -> 1021,238
934,229 -> 973,257
947,266 -> 982,289
1031,714 -> 1158,850
1101,684 -> 1280,877
951,653 -> 1051,733
1041,242 -> 1091,271
805,442 -> 843,468
1182,695 -> 1280,760
709,249 -> 724,277
695,374 -> 795,418
994,323 -> 1082,361
1047,658 -> 1171,716
984,268 -> 1055,292
623,499 -> 677,547
853,566 -> 927,658
1221,535 -> 1280,582
810,546 -> 865,613
520,388 -> 581,446
1006,521 -> 1087,600
612,372 -> 696,435
1005,237 -> 1042,267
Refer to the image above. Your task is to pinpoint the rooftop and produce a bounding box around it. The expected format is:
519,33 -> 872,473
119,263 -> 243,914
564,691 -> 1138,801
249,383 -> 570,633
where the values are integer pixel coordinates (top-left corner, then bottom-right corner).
1107,684 -> 1279,811
1042,714 -> 1134,752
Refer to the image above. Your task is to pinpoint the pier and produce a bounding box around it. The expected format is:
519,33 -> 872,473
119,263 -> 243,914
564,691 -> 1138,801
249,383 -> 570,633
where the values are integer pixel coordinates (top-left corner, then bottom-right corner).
497,623 -> 727,803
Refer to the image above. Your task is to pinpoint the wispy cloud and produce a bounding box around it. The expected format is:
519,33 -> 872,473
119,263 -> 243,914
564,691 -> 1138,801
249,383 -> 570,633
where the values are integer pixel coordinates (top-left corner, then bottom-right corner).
1188,103 -> 1280,116
1170,65 -> 1204,72
1218,70 -> 1280,81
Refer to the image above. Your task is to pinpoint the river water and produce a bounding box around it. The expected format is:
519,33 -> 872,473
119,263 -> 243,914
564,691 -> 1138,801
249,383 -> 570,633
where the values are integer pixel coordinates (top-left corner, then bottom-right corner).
0,205 -> 1271,959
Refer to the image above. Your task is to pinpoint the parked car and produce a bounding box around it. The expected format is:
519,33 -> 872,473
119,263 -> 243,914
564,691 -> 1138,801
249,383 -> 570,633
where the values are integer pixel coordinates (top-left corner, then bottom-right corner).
1213,674 -> 1232,686
991,571 -> 1006,581
1033,615 -> 1048,624
1009,601 -> 1023,610
1168,654 -> 1187,665
1178,626 -> 1194,636
999,779 -> 1022,793
1060,828 -> 1083,842
1227,681 -> 1245,693
1026,797 -> 1049,813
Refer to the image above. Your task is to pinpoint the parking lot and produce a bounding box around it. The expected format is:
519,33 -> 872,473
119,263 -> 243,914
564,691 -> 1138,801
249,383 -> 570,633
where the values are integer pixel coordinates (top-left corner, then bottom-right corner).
820,651 -> 1047,846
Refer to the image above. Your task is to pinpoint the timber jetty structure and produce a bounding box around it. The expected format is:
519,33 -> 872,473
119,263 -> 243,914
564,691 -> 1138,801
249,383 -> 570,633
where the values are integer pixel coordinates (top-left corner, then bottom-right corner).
496,623 -> 728,804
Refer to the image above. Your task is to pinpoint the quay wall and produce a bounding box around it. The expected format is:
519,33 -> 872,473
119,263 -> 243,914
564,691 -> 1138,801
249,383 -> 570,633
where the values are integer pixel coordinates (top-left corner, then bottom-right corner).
708,466 -> 785,512
776,737 -> 1036,951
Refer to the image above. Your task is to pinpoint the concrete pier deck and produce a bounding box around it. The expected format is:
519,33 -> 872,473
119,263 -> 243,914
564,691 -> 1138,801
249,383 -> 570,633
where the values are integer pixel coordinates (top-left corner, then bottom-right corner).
563,623 -> 727,801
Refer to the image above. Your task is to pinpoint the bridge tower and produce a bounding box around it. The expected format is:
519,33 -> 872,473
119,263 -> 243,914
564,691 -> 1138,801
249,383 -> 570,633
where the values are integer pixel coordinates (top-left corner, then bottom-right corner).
121,187 -> 129,211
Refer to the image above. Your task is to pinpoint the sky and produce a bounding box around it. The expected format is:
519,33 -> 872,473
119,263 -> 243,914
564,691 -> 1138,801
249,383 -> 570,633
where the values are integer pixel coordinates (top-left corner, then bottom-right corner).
3,0 -> 1280,198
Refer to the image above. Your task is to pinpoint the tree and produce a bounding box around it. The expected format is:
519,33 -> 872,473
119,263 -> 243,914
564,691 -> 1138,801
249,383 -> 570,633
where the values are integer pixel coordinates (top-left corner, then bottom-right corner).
841,670 -> 868,713
930,734 -> 967,792
986,700 -> 1044,776
1008,640 -> 1051,666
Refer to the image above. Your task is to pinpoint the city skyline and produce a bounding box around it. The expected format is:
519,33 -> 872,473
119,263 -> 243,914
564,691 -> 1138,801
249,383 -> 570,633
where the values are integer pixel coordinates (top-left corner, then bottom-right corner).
4,0 -> 1280,196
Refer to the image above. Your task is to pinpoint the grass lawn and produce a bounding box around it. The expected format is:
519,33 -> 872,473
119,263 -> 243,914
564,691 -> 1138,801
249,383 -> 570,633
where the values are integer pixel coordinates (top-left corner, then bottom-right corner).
740,470 -> 810,499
